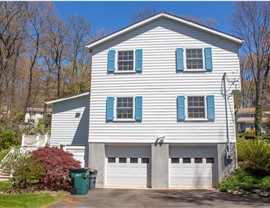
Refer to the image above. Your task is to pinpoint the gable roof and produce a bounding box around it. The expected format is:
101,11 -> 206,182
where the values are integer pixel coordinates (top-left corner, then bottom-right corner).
86,12 -> 244,50
46,92 -> 90,105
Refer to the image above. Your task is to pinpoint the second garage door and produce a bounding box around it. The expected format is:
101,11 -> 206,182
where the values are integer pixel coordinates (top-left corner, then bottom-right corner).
105,145 -> 151,188
169,146 -> 217,188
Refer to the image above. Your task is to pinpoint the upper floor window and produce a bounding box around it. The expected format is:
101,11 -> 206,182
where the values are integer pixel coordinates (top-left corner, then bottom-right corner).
187,96 -> 205,119
116,97 -> 133,119
117,51 -> 134,71
186,49 -> 203,69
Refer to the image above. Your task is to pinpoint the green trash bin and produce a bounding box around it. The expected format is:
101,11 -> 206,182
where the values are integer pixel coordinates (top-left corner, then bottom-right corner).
70,168 -> 89,195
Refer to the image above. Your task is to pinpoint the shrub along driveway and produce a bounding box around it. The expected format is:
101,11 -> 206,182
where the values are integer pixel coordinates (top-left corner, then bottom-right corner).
49,188 -> 270,208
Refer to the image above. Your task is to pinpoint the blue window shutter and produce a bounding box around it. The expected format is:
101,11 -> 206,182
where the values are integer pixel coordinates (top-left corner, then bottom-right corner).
135,96 -> 142,121
176,48 -> 184,71
204,47 -> 213,71
177,96 -> 185,121
107,50 -> 115,73
135,49 -> 143,72
207,95 -> 215,120
106,96 -> 114,121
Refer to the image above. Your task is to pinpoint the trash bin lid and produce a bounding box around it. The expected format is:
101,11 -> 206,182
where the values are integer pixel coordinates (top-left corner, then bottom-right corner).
70,168 -> 89,173
89,169 -> 98,174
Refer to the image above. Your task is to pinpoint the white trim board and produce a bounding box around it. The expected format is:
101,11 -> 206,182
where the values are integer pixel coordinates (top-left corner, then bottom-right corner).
46,92 -> 90,105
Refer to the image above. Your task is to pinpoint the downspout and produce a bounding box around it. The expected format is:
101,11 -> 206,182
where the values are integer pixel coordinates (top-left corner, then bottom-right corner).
222,72 -> 232,158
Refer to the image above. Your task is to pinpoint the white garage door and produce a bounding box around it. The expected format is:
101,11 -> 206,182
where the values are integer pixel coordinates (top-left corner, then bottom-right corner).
63,146 -> 87,167
170,146 -> 217,188
106,145 -> 150,188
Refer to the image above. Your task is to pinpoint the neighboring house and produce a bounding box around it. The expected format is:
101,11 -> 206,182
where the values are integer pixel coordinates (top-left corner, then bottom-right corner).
47,13 -> 243,189
236,108 -> 270,133
24,107 -> 52,126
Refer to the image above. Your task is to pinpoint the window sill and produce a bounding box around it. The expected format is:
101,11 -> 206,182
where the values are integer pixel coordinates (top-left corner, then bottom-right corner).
185,118 -> 209,122
113,119 -> 136,122
184,69 -> 206,72
114,71 -> 136,74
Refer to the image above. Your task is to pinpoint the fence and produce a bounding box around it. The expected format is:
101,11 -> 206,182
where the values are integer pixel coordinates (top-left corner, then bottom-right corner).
21,134 -> 50,147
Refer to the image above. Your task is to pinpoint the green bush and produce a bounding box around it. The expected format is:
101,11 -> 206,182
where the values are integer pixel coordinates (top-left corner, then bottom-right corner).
239,139 -> 270,176
0,130 -> 14,150
3,150 -> 44,189
218,169 -> 270,192
259,176 -> 270,191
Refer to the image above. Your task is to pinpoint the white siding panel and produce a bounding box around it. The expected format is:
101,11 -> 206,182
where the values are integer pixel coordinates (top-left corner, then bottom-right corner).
89,18 -> 239,144
51,95 -> 90,146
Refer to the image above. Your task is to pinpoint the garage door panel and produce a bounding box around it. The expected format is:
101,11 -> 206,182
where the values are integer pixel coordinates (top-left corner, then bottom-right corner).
105,146 -> 150,188
169,146 -> 217,188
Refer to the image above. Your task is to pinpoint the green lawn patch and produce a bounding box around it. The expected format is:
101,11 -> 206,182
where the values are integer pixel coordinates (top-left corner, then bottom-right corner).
0,181 -> 67,208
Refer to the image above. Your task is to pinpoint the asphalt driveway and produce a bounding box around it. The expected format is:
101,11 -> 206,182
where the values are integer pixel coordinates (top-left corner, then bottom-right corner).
49,188 -> 270,208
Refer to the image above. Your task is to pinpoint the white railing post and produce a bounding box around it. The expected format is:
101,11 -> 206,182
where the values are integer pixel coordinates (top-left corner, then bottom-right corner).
21,134 -> 25,147
36,135 -> 40,147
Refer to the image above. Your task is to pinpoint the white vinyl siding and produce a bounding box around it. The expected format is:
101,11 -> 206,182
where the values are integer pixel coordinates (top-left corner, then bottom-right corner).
89,18 -> 239,144
50,95 -> 90,146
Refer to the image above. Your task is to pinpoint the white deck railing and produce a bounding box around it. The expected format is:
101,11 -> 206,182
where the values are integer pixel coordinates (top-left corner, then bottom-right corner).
21,134 -> 50,147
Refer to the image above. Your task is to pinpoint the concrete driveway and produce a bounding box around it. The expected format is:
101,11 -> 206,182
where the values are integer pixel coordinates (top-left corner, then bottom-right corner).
49,188 -> 270,208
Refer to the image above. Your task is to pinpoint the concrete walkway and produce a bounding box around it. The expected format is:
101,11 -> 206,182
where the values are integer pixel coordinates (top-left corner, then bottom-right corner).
49,188 -> 270,208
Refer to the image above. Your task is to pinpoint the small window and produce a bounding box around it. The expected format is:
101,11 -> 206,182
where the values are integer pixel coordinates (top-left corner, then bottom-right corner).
186,49 -> 203,69
187,96 -> 205,119
118,51 -> 134,71
171,158 -> 179,163
116,97 -> 133,119
119,158 -> 127,163
141,158 -> 149,164
108,157 -> 116,163
183,158 -> 191,163
130,158 -> 138,163
206,158 -> 214,163
75,113 -> 81,118
195,158 -> 203,163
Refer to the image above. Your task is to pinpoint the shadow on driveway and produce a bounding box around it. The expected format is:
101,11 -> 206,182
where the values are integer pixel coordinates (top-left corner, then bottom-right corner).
49,188 -> 270,208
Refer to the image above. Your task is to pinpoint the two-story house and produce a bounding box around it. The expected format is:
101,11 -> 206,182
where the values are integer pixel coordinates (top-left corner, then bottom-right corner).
47,13 -> 243,189
236,108 -> 270,133
24,107 -> 52,126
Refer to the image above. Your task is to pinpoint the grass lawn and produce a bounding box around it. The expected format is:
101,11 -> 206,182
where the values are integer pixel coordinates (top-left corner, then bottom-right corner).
0,180 -> 67,208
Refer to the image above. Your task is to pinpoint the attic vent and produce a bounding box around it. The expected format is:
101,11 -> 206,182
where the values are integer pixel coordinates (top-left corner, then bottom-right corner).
75,113 -> 81,118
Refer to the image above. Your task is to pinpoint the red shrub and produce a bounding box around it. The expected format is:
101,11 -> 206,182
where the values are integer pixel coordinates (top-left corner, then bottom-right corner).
31,147 -> 81,190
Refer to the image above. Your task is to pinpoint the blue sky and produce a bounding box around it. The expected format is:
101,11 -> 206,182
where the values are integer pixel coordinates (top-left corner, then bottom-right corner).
54,1 -> 235,36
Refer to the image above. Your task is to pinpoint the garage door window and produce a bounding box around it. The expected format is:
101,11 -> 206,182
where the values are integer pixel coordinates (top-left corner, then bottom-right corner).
206,158 -> 214,163
142,158 -> 149,163
119,158 -> 127,163
183,158 -> 191,163
130,158 -> 138,163
195,158 -> 203,163
171,158 -> 180,163
108,157 -> 116,163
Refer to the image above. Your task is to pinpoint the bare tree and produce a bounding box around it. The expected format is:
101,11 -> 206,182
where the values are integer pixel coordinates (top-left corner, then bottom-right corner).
130,6 -> 159,23
0,2 -> 28,126
232,2 -> 270,136
23,2 -> 52,117
65,15 -> 91,94
47,15 -> 67,98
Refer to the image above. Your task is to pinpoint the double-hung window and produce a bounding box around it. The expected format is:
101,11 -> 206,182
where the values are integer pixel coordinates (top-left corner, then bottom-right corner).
117,51 -> 134,71
187,96 -> 205,119
116,97 -> 133,119
186,49 -> 203,69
